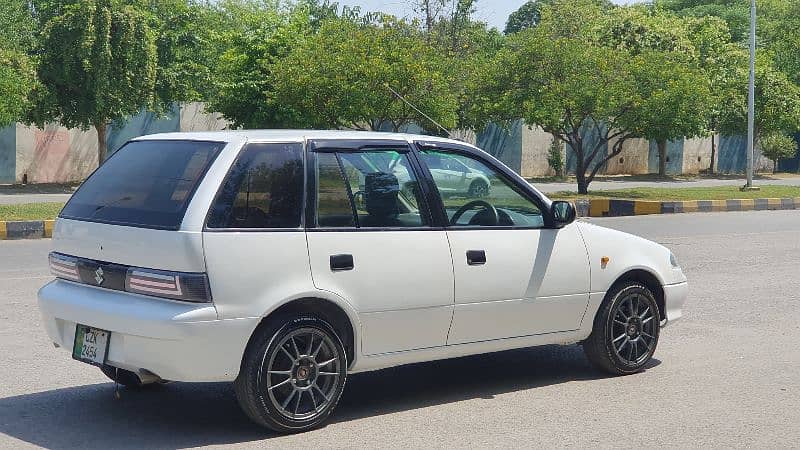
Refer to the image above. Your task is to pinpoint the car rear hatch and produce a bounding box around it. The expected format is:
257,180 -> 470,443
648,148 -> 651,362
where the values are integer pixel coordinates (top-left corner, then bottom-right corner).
51,139 -> 227,294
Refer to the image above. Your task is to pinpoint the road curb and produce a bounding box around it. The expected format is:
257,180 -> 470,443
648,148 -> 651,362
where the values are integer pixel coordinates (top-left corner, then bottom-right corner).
572,197 -> 800,217
0,198 -> 798,239
0,220 -> 54,240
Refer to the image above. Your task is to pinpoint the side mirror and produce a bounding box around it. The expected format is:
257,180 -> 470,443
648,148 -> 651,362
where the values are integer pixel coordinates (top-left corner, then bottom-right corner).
551,201 -> 576,228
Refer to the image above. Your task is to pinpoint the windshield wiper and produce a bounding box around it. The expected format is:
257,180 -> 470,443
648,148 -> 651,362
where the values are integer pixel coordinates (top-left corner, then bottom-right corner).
88,196 -> 132,219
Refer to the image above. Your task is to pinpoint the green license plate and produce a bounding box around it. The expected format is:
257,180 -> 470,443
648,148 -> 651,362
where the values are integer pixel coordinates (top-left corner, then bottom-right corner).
72,324 -> 110,366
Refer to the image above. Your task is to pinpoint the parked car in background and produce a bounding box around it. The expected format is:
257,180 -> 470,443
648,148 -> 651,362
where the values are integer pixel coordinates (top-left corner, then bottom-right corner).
38,130 -> 687,433
391,150 -> 491,198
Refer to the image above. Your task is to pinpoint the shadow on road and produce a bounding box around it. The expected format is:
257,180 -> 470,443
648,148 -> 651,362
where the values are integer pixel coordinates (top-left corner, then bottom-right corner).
0,345 -> 659,448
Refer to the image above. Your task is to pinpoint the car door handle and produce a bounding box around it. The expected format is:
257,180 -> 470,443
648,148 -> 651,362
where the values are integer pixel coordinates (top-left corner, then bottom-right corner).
466,250 -> 486,265
330,254 -> 354,271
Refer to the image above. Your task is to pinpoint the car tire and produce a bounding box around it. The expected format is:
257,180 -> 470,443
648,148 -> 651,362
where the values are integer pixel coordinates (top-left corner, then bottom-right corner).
582,282 -> 661,375
468,180 -> 489,198
234,314 -> 348,433
100,365 -> 147,387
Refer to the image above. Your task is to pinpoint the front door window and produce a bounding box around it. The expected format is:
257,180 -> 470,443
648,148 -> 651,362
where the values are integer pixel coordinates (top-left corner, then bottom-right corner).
419,151 -> 544,228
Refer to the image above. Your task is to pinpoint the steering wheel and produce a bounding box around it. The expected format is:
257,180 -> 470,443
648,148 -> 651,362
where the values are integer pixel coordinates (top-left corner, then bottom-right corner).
450,200 -> 499,226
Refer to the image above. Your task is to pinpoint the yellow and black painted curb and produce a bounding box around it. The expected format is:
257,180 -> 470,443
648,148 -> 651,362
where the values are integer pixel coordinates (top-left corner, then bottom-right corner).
0,220 -> 54,240
0,199 -> 798,239
572,197 -> 800,218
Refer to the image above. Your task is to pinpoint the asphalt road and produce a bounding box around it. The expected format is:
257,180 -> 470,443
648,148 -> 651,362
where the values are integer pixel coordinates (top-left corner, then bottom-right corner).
1,210 -> 798,448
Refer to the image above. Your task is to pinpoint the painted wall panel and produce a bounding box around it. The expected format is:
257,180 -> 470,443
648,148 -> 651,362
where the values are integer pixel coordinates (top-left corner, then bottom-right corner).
106,104 -> 180,155
476,119 -> 522,173
604,137 -> 650,175
648,139 -> 684,174
520,125 -> 556,178
0,125 -> 15,183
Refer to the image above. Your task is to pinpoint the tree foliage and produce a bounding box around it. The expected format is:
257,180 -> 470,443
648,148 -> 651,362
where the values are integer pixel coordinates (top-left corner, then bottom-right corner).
598,6 -> 712,175
759,132 -> 797,169
0,50 -> 35,126
144,0 -> 223,109
32,0 -> 157,162
504,0 -> 544,34
203,1 -> 314,129
715,53 -> 800,138
270,17 -> 458,132
0,0 -> 36,126
476,0 -> 713,192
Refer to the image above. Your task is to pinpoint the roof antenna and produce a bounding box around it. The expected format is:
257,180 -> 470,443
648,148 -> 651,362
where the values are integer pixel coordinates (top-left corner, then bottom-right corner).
386,85 -> 453,138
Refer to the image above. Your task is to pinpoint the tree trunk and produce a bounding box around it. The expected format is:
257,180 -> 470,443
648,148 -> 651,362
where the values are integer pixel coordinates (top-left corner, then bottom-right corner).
708,133 -> 716,174
657,139 -> 667,176
575,145 -> 588,194
95,122 -> 108,165
577,175 -> 589,194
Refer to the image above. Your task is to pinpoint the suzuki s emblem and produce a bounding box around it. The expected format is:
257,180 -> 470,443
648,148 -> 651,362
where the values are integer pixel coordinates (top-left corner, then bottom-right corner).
94,267 -> 105,285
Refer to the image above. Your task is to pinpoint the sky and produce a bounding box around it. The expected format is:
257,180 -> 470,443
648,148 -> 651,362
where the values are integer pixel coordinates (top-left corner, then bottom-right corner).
337,0 -> 634,31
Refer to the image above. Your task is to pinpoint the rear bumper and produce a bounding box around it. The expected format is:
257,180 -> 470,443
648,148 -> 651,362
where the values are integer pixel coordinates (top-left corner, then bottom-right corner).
38,279 -> 259,382
662,281 -> 688,327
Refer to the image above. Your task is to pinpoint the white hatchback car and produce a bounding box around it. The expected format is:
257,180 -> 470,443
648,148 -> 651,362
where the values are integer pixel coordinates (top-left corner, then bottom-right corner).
39,130 -> 687,433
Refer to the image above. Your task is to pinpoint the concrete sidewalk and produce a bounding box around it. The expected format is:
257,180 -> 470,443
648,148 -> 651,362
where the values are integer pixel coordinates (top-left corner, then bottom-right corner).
531,174 -> 800,193
0,193 -> 73,205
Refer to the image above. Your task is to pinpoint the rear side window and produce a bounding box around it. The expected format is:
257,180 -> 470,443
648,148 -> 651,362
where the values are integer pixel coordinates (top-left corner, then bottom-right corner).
206,143 -> 304,229
60,140 -> 224,230
314,149 -> 429,228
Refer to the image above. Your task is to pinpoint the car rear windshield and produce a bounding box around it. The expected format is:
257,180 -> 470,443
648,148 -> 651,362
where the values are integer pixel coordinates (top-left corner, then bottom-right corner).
60,140 -> 225,230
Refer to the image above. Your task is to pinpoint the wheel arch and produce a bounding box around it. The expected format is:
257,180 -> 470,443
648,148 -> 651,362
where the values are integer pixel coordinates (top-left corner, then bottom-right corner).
244,296 -> 359,371
610,269 -> 666,322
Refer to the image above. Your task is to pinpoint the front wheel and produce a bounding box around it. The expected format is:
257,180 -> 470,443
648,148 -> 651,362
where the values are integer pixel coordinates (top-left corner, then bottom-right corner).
234,315 -> 347,433
582,282 -> 660,375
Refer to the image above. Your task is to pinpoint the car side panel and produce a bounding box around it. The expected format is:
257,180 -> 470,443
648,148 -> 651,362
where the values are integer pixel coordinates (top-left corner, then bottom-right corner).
445,225 -> 591,344
203,231 -> 316,320
306,230 -> 455,355
576,222 -> 686,293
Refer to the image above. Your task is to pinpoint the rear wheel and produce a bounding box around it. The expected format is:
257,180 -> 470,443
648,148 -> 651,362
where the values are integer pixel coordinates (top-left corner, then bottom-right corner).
234,315 -> 347,433
583,282 -> 660,375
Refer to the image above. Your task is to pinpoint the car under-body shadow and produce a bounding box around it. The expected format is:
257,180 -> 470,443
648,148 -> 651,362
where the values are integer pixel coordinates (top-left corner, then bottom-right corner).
0,345 -> 660,448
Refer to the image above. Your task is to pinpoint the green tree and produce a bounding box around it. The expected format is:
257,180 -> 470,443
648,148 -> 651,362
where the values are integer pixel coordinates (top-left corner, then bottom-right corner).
599,6 -> 712,175
656,0 -> 748,42
203,1 -> 313,128
681,15 -> 739,173
144,0 -> 223,110
0,0 -> 36,52
717,53 -> 800,140
0,50 -> 35,126
476,0 -> 713,193
504,0 -> 544,34
761,0 -> 800,84
759,132 -> 797,172
0,0 -> 36,126
624,51 -> 711,176
270,17 -> 458,132
31,0 -> 157,163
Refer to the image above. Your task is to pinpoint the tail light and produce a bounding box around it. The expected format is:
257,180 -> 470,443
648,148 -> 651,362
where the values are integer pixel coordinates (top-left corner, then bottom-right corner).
49,252 -> 212,303
49,253 -> 81,281
125,267 -> 212,303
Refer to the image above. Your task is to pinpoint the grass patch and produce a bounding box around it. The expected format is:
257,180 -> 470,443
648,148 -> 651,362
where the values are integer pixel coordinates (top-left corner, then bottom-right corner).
0,203 -> 65,221
548,185 -> 800,201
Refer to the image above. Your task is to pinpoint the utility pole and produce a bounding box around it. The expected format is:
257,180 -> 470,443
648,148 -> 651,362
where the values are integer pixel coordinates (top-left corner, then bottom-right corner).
743,0 -> 757,190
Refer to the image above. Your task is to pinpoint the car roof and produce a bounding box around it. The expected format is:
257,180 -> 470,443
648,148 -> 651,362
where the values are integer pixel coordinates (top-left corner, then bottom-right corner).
133,129 -> 477,149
